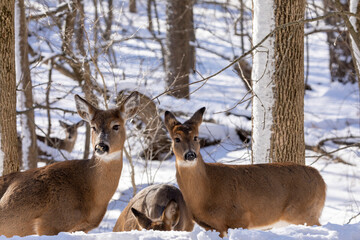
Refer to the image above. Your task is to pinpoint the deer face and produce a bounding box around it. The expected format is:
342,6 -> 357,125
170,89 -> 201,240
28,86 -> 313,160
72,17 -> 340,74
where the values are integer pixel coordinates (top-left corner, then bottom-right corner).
75,94 -> 138,160
59,120 -> 85,142
89,108 -> 126,156
164,107 -> 205,164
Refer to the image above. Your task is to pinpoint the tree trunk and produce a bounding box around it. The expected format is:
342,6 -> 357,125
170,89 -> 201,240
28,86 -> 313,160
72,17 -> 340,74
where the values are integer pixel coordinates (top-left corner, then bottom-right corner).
76,0 -> 98,159
15,0 -> 38,169
165,0 -> 191,99
251,0 -> 305,165
103,0 -> 113,41
349,0 -> 360,89
0,0 -> 20,175
324,0 -> 356,84
189,0 -> 196,73
129,0 -> 137,13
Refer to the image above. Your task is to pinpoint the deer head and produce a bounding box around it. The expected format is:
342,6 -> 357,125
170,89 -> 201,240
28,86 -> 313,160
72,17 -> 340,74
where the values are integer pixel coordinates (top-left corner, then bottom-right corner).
164,107 -> 205,165
131,200 -> 180,231
75,94 -> 138,160
59,120 -> 85,142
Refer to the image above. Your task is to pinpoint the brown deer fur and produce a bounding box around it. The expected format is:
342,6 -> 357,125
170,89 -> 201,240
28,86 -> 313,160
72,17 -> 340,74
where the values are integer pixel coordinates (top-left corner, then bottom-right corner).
113,184 -> 194,232
0,94 -> 139,237
164,107 -> 326,237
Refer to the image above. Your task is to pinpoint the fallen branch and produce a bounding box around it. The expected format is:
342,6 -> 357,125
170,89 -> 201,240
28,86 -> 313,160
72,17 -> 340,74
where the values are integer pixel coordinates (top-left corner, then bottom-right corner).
306,142 -> 359,166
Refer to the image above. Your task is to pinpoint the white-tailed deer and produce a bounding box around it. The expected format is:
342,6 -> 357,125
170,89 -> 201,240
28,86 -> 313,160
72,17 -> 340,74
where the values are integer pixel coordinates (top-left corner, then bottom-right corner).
113,184 -> 194,232
164,107 -> 326,237
37,120 -> 85,154
0,94 -> 138,237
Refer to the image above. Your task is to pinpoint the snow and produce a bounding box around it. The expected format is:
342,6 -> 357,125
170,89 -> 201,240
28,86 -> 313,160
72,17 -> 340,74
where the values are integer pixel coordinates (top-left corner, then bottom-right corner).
251,0 -> 276,164
2,0 -> 360,239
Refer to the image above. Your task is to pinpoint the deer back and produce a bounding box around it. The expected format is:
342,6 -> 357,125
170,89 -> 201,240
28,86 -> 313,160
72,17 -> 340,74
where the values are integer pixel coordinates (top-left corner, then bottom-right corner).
113,184 -> 194,232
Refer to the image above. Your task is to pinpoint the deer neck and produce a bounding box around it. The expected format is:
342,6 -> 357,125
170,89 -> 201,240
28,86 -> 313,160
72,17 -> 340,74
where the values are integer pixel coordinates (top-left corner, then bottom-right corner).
60,138 -> 76,152
89,150 -> 124,205
175,154 -> 209,207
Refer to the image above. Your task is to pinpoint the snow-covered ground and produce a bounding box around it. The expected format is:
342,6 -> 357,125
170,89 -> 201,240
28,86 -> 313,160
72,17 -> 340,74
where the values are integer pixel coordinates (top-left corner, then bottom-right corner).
2,0 -> 360,239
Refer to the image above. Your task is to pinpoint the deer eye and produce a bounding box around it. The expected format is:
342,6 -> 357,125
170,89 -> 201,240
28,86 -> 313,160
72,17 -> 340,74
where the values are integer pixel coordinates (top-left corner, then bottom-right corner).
91,126 -> 97,132
194,136 -> 198,141
175,138 -> 181,143
112,125 -> 120,131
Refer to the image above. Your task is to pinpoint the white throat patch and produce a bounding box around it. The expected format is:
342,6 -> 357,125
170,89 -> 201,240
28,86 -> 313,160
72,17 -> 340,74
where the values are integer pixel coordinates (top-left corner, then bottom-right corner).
176,158 -> 197,167
97,150 -> 122,162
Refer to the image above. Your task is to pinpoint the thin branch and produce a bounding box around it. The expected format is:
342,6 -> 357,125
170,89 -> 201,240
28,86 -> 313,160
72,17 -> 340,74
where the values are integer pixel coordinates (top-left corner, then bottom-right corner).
152,11 -> 357,102
27,2 -> 70,21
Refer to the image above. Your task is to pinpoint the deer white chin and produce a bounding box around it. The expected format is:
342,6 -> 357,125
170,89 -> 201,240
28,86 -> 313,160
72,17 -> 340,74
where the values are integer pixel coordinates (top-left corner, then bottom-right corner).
176,158 -> 197,167
98,150 -> 123,162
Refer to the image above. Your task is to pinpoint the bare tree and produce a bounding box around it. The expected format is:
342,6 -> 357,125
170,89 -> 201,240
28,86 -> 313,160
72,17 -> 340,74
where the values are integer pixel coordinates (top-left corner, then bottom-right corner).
189,0 -> 196,72
332,0 -> 360,91
165,0 -> 191,99
324,0 -> 356,84
348,0 -> 360,87
252,0 -> 305,164
16,0 -> 38,169
0,0 -> 20,175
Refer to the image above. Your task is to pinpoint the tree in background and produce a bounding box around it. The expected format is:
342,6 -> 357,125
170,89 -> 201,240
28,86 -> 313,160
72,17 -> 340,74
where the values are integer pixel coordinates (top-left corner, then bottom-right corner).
16,0 -> 38,169
332,0 -> 360,94
348,0 -> 360,87
324,0 -> 357,84
251,0 -> 305,164
129,0 -> 136,13
0,0 -> 20,175
165,0 -> 191,99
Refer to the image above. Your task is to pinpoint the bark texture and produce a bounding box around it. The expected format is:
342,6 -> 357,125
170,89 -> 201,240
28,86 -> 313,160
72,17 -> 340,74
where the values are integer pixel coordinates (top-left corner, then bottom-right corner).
271,0 -> 305,164
129,0 -> 137,13
349,0 -> 360,89
165,0 -> 191,99
0,0 -> 20,175
16,0 -> 38,169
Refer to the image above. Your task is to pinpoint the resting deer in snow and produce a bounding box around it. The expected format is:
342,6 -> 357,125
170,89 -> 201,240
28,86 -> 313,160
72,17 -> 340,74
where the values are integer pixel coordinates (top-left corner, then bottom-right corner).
113,184 -> 194,232
37,120 -> 85,155
0,93 -> 138,237
164,107 -> 326,237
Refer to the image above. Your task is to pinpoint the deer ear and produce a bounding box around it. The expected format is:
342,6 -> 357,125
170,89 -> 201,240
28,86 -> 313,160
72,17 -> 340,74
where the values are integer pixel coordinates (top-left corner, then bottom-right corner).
164,111 -> 181,132
118,91 -> 140,120
131,207 -> 152,230
185,107 -> 206,126
162,200 -> 179,228
76,120 -> 85,127
75,95 -> 98,122
59,120 -> 68,128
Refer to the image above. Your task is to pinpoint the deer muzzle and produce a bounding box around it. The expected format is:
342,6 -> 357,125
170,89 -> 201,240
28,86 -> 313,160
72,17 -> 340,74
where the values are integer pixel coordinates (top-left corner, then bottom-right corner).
95,142 -> 109,155
184,151 -> 197,161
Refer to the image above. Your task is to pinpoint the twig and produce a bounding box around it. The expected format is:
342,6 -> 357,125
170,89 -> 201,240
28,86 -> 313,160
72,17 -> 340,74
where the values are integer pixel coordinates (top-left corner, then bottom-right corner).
123,146 -> 137,197
306,143 -> 358,166
347,212 -> 360,224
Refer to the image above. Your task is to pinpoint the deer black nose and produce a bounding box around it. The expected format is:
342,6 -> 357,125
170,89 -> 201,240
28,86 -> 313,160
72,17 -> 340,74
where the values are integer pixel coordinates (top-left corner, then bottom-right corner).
95,142 -> 109,155
184,151 -> 197,161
